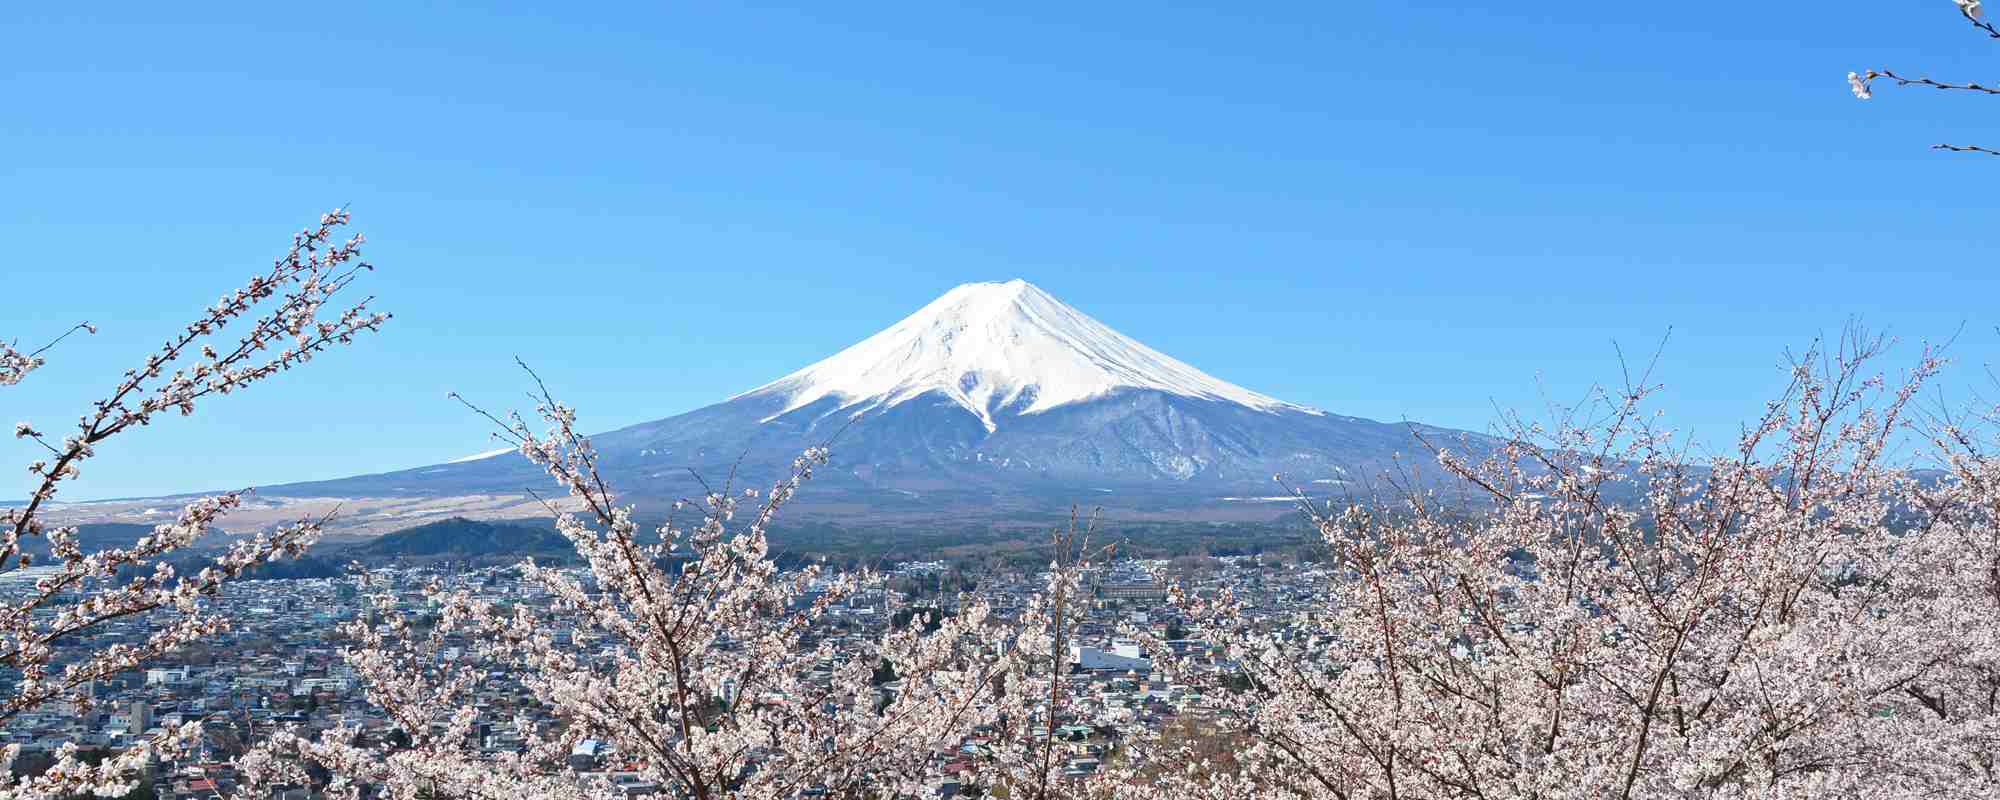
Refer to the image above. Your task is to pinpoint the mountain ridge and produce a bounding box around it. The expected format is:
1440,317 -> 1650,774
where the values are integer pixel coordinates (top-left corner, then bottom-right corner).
54,280 -> 1493,535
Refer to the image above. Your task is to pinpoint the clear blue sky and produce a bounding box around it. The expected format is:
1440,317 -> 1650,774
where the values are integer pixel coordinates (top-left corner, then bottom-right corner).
5,2 -> 1995,500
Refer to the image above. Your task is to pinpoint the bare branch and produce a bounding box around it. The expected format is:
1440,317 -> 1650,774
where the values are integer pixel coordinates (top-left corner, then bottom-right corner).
1934,142 -> 2000,156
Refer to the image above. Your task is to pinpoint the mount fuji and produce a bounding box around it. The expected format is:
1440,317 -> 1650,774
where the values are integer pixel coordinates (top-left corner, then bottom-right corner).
239,280 -> 1485,531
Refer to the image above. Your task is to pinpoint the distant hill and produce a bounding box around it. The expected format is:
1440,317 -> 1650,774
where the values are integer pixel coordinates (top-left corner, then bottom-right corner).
139,518 -> 569,582
345,517 -> 571,559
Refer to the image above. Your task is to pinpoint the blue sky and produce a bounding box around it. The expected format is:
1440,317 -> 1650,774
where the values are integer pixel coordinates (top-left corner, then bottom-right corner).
5,2 -> 1995,499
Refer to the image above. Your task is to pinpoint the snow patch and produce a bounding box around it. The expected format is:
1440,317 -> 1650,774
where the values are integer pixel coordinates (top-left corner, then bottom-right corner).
447,447 -> 513,464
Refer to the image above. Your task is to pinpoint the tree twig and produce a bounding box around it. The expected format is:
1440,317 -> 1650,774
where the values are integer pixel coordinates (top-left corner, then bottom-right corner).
1934,143 -> 2000,156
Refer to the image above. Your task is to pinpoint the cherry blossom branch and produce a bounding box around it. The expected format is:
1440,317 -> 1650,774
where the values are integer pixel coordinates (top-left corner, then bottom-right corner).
0,210 -> 388,800
7,210 -> 387,566
1847,4 -> 1998,159
0,322 -> 94,387
1959,0 -> 2000,39
1853,69 -> 2000,98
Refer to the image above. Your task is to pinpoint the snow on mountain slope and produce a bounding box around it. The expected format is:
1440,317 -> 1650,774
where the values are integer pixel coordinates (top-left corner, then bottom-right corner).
207,277 -> 1502,530
735,279 -> 1321,431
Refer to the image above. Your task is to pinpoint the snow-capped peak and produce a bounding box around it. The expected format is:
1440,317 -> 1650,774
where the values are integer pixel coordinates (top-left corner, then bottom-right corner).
738,279 -> 1320,431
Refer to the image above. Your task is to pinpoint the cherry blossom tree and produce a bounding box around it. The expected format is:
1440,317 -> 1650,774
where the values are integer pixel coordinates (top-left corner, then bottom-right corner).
0,211 -> 389,800
241,367 -> 1010,800
229,324 -> 2000,800
1850,1 -> 1998,155
1136,329 -> 2000,799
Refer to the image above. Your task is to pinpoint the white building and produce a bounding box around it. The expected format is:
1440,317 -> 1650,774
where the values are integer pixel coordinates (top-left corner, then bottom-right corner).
145,666 -> 190,686
1071,640 -> 1150,672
